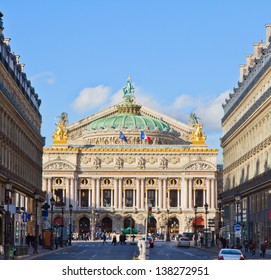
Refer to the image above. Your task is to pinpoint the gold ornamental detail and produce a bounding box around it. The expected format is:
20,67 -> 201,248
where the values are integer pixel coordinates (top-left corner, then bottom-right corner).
191,123 -> 206,145
52,112 -> 68,144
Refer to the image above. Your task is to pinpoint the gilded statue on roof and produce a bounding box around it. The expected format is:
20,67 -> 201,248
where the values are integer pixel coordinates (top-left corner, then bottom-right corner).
52,112 -> 68,144
189,113 -> 206,145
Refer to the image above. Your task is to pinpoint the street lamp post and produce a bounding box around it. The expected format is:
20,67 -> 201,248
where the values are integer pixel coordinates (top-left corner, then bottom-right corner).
217,194 -> 222,232
33,193 -> 39,254
194,205 -> 198,246
235,190 -> 241,248
68,204 -> 73,246
50,197 -> 55,250
204,203 -> 209,248
60,202 -> 65,247
166,209 -> 170,241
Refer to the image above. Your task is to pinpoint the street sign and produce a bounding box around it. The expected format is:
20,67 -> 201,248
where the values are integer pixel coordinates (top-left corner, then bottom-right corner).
234,224 -> 241,231
42,210 -> 48,217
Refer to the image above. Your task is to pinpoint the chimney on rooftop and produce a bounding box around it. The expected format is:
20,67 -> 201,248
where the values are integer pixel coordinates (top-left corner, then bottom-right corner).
0,11 -> 4,35
265,24 -> 271,45
253,43 -> 262,59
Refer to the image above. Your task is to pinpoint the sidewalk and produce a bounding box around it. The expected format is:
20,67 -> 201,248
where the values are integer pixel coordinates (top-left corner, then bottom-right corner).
191,243 -> 271,260
0,244 -> 70,260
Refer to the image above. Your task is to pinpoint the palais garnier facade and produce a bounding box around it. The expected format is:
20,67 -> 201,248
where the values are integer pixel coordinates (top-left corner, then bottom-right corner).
42,77 -> 218,240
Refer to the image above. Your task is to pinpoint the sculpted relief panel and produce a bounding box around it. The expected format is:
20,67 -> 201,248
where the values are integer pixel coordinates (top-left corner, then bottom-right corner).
185,162 -> 214,171
44,162 -> 74,170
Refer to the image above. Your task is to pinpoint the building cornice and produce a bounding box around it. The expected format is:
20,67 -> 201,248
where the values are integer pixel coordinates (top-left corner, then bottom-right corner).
43,146 -> 218,154
223,135 -> 271,173
222,44 -> 271,121
221,86 -> 271,145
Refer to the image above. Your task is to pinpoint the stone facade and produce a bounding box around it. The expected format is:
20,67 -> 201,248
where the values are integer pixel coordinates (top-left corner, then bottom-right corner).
0,12 -> 45,253
43,78 -> 218,240
220,25 -> 271,247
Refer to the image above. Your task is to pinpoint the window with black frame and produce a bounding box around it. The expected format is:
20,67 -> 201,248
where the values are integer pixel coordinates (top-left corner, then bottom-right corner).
55,189 -> 64,206
81,190 -> 89,207
170,190 -> 178,207
103,190 -> 111,207
147,190 -> 155,207
125,190 -> 133,207
195,189 -> 203,207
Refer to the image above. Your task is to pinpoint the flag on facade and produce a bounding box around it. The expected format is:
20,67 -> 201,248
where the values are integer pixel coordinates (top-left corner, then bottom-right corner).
119,131 -> 127,142
140,131 -> 151,142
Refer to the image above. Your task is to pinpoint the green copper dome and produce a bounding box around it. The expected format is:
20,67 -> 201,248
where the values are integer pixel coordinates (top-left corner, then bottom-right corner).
89,113 -> 170,131
87,77 -> 171,132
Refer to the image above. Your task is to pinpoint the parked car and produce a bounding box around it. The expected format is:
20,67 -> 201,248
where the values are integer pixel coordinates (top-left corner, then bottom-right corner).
218,249 -> 245,260
177,237 -> 190,247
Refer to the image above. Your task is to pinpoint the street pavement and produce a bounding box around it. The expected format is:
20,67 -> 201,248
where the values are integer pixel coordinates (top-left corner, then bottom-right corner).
189,242 -> 271,260
1,240 -> 271,260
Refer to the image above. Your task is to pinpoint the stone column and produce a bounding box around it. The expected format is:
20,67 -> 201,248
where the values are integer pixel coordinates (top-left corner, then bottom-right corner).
188,179 -> 193,209
162,179 -> 166,209
123,188 -> 126,208
158,178 -> 162,210
136,178 -> 140,209
74,177 -> 78,208
101,188 -> 104,208
140,179 -> 144,210
70,178 -> 75,207
78,189 -> 81,208
91,178 -> 96,208
155,188 -> 158,208
111,188 -> 114,208
133,188 -> 136,208
47,178 -> 52,202
88,188 -> 91,208
177,189 -> 180,208
118,178 -> 123,210
43,178 -> 48,201
96,178 -> 100,208
65,178 -> 69,210
181,178 -> 187,210
205,178 -> 210,207
210,178 -> 215,209
114,178 -> 118,209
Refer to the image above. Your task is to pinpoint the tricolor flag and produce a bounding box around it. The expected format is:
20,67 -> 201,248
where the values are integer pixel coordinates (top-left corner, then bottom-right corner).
119,131 -> 127,142
140,131 -> 151,142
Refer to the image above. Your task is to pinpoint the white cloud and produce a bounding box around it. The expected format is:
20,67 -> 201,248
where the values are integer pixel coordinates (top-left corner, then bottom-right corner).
72,85 -> 110,112
196,90 -> 230,131
108,89 -> 123,105
71,83 -> 229,147
30,71 -> 56,85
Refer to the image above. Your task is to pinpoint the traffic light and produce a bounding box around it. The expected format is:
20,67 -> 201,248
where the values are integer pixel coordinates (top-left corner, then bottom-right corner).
148,206 -> 152,218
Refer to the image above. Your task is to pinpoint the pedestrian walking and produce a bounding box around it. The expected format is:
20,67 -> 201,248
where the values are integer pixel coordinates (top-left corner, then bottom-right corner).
260,241 -> 267,258
112,232 -> 117,245
102,231 -> 108,245
244,240 -> 249,252
252,241 -> 256,255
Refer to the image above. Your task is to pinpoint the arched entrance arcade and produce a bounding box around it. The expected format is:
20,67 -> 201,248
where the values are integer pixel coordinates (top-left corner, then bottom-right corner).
101,217 -> 112,233
79,217 -> 90,239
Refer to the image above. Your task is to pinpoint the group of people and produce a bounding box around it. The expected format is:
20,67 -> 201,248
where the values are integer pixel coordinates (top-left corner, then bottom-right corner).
102,231 -> 127,245
244,240 -> 268,258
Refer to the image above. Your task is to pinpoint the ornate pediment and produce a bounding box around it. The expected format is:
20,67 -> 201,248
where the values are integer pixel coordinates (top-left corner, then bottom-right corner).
44,160 -> 75,171
184,161 -> 215,171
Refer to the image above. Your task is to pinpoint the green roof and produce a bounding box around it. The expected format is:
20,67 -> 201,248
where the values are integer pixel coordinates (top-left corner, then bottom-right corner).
87,78 -> 171,132
88,113 -> 170,131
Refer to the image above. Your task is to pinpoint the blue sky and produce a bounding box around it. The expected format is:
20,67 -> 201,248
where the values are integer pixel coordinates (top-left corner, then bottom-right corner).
1,0 -> 271,163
